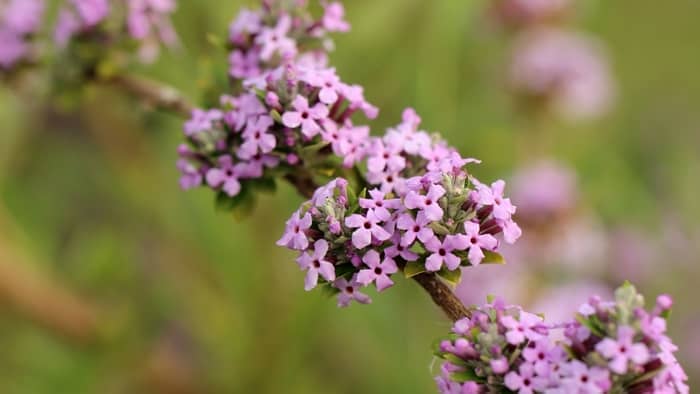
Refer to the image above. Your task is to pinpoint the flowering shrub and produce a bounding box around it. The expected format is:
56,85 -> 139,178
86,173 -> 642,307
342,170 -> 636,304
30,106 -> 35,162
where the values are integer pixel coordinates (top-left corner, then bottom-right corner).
178,1 -> 376,210
433,283 -> 688,393
277,137 -> 521,306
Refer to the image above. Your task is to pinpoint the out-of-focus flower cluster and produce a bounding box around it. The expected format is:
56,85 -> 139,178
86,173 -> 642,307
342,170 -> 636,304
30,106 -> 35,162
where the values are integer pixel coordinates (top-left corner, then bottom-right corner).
55,0 -> 178,63
0,0 -> 44,70
276,130 -> 521,306
227,0 -> 350,80
489,0 -> 615,121
434,284 -> 688,393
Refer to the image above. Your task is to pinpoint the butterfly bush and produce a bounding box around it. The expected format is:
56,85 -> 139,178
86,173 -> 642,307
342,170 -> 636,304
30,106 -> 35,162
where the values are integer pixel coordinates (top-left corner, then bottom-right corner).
433,284 -> 688,393
54,0 -> 177,62
0,0 -> 44,70
276,117 -> 522,306
178,1 -> 376,201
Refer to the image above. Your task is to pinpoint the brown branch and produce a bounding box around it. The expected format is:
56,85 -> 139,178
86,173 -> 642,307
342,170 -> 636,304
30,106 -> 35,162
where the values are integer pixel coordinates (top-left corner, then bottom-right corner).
413,273 -> 470,321
101,74 -> 195,117
107,74 -> 469,322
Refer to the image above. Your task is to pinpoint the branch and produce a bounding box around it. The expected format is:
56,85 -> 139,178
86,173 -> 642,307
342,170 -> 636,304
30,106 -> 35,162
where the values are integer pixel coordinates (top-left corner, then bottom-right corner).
102,74 -> 195,117
107,74 -> 469,322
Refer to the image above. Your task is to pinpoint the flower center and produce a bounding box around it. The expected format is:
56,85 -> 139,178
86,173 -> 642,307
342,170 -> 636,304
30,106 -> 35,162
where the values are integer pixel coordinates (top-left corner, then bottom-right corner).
438,249 -> 446,256
374,267 -> 382,275
301,112 -> 309,119
313,260 -> 321,268
425,199 -> 433,205
346,286 -> 354,294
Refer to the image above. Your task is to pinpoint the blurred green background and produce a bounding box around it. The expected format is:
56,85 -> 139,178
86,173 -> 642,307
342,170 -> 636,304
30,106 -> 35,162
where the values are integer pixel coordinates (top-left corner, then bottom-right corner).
1,0 -> 699,393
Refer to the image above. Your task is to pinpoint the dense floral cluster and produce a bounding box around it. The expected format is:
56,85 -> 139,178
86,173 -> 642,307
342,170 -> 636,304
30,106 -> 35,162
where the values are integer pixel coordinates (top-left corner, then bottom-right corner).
434,284 -> 688,393
179,1 -> 376,200
227,0 -> 350,80
0,0 -> 44,70
276,138 -> 521,305
55,0 -> 177,62
177,58 -> 377,198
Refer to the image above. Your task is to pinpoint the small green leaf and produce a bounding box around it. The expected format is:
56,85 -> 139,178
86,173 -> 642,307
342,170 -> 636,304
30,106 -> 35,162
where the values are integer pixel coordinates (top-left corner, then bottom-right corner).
251,177 -> 276,194
215,186 -> 256,220
270,109 -> 282,123
481,250 -> 506,265
320,283 -> 340,298
450,369 -> 480,383
409,241 -> 426,255
438,268 -> 462,287
403,261 -> 427,278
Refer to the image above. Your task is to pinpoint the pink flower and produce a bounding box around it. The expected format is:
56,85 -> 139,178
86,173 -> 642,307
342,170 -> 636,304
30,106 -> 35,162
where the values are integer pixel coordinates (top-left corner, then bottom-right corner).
229,49 -> 261,79
404,184 -> 446,221
558,360 -> 610,394
321,2 -> 350,33
238,115 -> 276,159
282,95 -> 329,138
595,326 -> 650,374
384,233 -> 419,262
303,67 -> 342,104
463,221 -> 498,265
344,210 -> 392,249
396,212 -> 434,247
277,210 -> 312,250
296,239 -> 335,291
501,311 -> 544,345
504,363 -> 547,394
255,14 -> 296,61
359,189 -> 400,221
205,155 -> 242,197
424,236 -> 464,272
366,138 -> 406,174
334,276 -> 371,307
356,250 -> 398,291
477,180 -> 516,220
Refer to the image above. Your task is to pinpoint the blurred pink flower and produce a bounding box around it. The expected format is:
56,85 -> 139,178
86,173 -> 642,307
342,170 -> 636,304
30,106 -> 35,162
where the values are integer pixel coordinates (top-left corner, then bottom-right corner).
531,281 -> 613,323
510,160 -> 578,220
510,29 -> 615,120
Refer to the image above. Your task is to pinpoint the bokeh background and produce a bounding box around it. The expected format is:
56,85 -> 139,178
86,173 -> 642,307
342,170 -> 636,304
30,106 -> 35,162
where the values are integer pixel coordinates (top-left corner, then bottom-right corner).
1,0 -> 699,393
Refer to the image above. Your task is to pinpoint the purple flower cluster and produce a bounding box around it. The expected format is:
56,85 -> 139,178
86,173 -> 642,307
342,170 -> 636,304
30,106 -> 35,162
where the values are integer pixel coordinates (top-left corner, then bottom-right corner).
177,58 -> 376,198
276,142 -> 521,306
434,284 -> 688,393
54,0 -> 177,62
0,0 -> 44,69
227,1 -> 350,80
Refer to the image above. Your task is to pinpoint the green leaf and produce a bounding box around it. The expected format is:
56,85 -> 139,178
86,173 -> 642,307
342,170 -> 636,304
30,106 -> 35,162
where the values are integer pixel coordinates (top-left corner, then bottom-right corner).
215,186 -> 256,220
450,369 -> 480,383
575,314 -> 606,338
320,283 -> 340,298
250,177 -> 277,194
481,250 -> 506,265
403,261 -> 427,278
437,268 -> 462,287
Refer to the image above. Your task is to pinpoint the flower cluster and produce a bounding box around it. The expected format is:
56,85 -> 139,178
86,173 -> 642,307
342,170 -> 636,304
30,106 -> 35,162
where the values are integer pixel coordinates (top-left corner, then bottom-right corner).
227,0 -> 350,80
433,283 -> 688,393
55,0 -> 177,62
276,143 -> 521,306
0,0 -> 44,70
177,58 -> 376,200
509,29 -> 614,120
